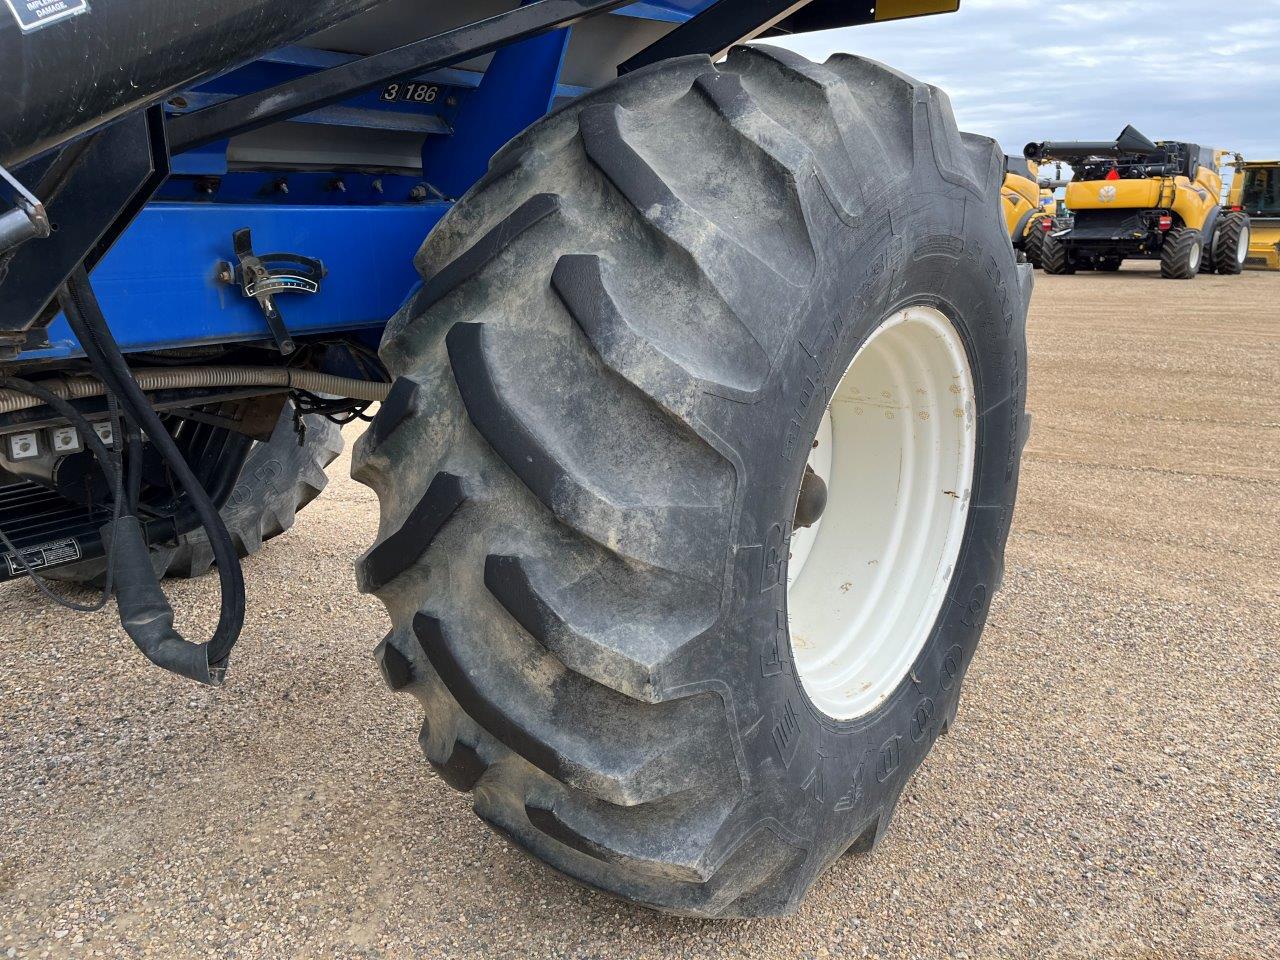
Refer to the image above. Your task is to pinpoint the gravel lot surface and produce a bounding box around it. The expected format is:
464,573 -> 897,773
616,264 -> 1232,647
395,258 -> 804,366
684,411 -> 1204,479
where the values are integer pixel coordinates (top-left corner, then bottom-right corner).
2,263 -> 1277,959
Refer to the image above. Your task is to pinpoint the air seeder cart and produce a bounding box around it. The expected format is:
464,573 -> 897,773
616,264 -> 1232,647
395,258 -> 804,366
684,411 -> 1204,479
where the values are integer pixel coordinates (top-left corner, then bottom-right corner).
0,0 -> 1029,917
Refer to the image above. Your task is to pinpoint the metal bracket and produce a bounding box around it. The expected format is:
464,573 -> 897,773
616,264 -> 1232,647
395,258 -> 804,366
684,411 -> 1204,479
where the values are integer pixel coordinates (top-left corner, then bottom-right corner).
0,108 -> 169,359
619,0 -> 815,74
0,165 -> 51,258
216,227 -> 325,355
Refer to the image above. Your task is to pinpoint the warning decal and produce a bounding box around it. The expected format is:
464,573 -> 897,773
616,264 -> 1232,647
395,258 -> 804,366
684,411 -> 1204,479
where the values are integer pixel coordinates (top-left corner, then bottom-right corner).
4,537 -> 82,576
3,0 -> 89,33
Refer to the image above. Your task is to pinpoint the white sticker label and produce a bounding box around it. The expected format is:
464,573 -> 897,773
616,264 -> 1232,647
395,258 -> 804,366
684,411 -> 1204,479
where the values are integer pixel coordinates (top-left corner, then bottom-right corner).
4,0 -> 89,33
4,536 -> 82,575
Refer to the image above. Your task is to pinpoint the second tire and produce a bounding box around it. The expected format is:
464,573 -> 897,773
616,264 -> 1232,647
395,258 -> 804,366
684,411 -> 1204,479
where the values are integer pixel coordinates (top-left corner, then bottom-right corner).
354,46 -> 1029,917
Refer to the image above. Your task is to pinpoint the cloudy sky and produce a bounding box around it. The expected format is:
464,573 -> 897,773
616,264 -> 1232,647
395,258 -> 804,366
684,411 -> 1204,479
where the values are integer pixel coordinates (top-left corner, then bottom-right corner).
774,0 -> 1280,161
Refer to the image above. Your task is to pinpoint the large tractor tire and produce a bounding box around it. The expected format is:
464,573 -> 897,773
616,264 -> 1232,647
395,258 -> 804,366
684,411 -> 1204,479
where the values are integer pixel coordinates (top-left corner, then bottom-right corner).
49,403 -> 342,584
353,47 -> 1029,917
1212,212 -> 1250,275
1160,226 -> 1203,279
1040,232 -> 1074,274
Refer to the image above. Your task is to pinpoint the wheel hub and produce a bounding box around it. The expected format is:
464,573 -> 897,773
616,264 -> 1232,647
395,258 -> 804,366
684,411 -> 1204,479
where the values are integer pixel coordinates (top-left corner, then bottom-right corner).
786,306 -> 977,720
793,464 -> 828,529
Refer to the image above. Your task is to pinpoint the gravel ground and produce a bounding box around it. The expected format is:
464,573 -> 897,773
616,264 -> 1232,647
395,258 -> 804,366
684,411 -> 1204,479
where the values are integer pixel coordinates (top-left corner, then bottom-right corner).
1,263 -> 1277,959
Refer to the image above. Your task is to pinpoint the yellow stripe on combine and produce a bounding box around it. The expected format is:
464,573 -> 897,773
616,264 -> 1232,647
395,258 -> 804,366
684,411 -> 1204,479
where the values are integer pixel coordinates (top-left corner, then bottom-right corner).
1245,221 -> 1280,271
874,0 -> 961,22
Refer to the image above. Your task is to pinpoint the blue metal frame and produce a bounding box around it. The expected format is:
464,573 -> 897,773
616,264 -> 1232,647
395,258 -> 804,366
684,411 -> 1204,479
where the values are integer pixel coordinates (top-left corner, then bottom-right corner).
29,2 -> 718,363
616,1 -> 709,22
26,202 -> 446,359
421,9 -> 573,200
164,45 -> 596,180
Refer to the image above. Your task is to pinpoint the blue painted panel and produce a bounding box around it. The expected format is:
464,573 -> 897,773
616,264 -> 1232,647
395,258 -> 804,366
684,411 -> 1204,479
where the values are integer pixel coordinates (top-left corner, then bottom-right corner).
28,202 -> 446,360
156,171 -> 428,205
421,11 -> 571,200
254,45 -> 591,99
181,54 -> 464,132
165,44 -> 594,175
617,0 -> 716,21
21,5 -> 727,361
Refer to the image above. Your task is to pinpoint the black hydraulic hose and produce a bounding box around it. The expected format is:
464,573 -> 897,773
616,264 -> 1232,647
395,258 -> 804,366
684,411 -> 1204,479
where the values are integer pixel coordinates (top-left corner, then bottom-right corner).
58,267 -> 245,682
125,419 -> 143,515
103,515 -> 228,684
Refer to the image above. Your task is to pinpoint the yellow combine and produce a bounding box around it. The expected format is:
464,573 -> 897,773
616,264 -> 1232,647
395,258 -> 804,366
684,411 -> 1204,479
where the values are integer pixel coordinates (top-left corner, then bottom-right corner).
1227,160 -> 1280,269
1025,125 -> 1250,279
1002,156 -> 1056,267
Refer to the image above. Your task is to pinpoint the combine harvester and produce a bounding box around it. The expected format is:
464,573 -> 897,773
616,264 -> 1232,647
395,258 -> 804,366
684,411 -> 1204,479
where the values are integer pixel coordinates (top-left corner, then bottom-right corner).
1227,159 -> 1280,270
0,0 -> 1031,916
1027,126 -> 1250,279
1001,155 -> 1057,268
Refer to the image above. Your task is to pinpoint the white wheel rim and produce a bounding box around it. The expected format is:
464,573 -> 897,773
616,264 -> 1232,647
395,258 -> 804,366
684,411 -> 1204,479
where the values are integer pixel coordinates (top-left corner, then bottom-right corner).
1188,242 -> 1201,273
1238,226 -> 1250,265
787,306 -> 976,721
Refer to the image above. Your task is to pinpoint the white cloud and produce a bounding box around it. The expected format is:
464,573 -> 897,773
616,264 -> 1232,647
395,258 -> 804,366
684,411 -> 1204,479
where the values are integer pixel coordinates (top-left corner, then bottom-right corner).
771,0 -> 1280,159
1043,1 -> 1145,24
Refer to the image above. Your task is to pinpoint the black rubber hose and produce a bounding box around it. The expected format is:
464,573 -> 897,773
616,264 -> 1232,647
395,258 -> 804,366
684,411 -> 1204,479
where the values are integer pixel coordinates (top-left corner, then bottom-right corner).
58,267 -> 245,676
1,383 -> 212,683
124,417 -> 143,514
103,515 -> 224,684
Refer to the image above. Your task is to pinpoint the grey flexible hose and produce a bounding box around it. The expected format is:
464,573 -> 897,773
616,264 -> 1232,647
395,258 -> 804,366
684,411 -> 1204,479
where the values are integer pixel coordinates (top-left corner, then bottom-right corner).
0,366 -> 391,415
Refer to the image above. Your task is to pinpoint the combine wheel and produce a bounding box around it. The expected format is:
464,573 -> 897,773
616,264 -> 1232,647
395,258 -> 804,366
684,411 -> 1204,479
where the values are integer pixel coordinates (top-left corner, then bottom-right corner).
1040,232 -> 1074,274
354,48 -> 1028,917
1023,224 -> 1046,268
1212,212 -> 1250,275
1160,226 -> 1203,279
